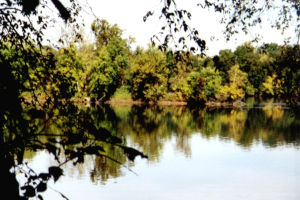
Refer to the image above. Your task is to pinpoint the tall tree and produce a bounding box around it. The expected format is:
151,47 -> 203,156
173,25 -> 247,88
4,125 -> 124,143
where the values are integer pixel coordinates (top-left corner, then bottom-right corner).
87,19 -> 130,101
234,42 -> 265,91
219,64 -> 250,101
213,49 -> 236,82
92,19 -> 123,48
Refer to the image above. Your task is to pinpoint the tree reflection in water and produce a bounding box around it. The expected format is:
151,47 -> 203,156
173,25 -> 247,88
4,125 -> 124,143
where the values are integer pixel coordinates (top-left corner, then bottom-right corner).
1,103 -> 147,199
113,102 -> 299,160
2,100 -> 299,199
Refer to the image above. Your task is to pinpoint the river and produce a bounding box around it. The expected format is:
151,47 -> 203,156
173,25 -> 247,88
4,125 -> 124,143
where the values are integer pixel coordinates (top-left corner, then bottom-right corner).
23,99 -> 300,200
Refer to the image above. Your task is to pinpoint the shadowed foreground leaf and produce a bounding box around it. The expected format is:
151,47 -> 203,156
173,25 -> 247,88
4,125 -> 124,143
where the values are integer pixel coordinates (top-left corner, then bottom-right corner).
21,185 -> 36,197
38,173 -> 50,181
121,146 -> 148,161
37,194 -> 44,200
37,182 -> 47,192
48,166 -> 63,182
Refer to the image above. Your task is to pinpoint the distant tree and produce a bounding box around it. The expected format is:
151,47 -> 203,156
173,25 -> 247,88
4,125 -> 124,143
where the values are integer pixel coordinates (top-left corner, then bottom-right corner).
87,46 -> 121,101
213,49 -> 236,82
199,67 -> 223,101
188,67 -> 222,102
219,64 -> 250,101
234,42 -> 265,91
87,19 -> 130,101
276,45 -> 300,97
227,65 -> 249,89
258,43 -> 281,75
166,51 -> 194,100
56,44 -> 84,72
262,74 -> 284,96
234,42 -> 257,72
259,43 -> 281,56
92,19 -> 123,48
258,53 -> 275,75
129,48 -> 168,102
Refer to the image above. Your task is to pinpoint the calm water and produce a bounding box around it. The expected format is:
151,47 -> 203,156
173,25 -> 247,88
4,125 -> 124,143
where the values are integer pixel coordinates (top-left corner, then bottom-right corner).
24,99 -> 300,200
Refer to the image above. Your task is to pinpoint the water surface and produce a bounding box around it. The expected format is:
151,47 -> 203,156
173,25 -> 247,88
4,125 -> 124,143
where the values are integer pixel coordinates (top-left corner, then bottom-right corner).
24,101 -> 300,200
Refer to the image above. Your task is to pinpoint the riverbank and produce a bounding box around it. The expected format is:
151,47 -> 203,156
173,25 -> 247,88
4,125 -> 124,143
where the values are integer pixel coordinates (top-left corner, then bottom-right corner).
21,91 -> 247,108
106,99 -> 187,106
204,100 -> 246,108
106,98 -> 246,108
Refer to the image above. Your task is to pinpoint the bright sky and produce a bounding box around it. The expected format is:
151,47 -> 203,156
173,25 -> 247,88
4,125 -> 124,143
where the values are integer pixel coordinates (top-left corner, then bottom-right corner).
55,0 -> 296,56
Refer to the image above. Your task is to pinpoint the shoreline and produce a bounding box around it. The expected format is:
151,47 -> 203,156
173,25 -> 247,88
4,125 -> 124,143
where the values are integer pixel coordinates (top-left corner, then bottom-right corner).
106,99 -> 188,106
20,92 -> 250,108
105,98 -> 246,108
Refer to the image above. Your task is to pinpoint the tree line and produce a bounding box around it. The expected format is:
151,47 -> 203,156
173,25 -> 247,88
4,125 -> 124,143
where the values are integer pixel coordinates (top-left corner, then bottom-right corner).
2,19 -> 299,106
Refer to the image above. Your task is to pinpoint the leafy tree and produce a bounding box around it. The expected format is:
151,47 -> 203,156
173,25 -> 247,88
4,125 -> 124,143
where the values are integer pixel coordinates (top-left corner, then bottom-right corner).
169,76 -> 192,101
213,49 -> 236,82
276,45 -> 300,97
258,53 -> 275,75
92,19 -> 123,48
188,67 -> 222,102
75,42 -> 96,96
186,71 -> 205,102
54,44 -> 84,99
87,47 -> 121,101
165,51 -> 177,91
228,65 -> 249,89
219,64 -> 250,101
199,67 -> 223,101
129,48 -> 168,102
45,66 -> 78,101
202,57 -> 215,68
258,43 -> 285,77
262,74 -> 284,96
234,42 -> 257,72
56,44 -> 84,72
87,19 -> 131,101
234,42 -> 265,91
166,51 -> 194,101
259,43 -> 281,60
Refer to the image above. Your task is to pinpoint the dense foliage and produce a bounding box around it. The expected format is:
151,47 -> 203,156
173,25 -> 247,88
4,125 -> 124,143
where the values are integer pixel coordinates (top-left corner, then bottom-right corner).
130,47 -> 169,102
28,25 -> 299,104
